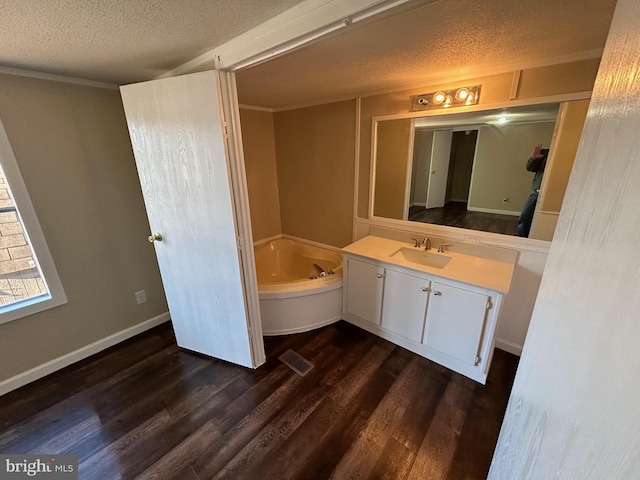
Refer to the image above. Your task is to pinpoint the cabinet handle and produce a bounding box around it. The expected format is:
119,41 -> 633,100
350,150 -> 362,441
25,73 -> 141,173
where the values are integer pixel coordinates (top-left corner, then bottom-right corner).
422,287 -> 429,292
377,274 -> 383,278
433,291 -> 442,296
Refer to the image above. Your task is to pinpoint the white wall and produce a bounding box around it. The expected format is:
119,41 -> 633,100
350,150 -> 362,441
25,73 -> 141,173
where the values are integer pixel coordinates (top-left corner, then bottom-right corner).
494,248 -> 547,354
489,0 -> 640,477
469,122 -> 555,214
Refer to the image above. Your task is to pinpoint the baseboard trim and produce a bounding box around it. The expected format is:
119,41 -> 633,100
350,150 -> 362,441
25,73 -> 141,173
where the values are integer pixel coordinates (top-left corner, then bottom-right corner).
0,312 -> 171,396
495,338 -> 523,356
467,206 -> 520,217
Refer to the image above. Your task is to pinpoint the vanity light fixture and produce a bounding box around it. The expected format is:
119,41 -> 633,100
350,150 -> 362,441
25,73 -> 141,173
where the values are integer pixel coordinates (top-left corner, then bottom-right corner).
412,85 -> 481,111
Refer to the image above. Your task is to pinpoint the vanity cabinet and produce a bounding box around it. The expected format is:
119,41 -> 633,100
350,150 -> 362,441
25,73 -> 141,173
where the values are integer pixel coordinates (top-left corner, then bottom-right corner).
342,252 -> 505,384
382,273 -> 491,367
345,258 -> 385,326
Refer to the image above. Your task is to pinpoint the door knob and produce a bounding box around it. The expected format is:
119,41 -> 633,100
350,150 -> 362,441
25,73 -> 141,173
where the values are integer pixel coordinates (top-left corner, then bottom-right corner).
148,233 -> 163,243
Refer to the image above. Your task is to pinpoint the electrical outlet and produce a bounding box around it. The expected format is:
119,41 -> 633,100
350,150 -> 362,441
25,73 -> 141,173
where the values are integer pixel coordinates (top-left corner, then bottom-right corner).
135,290 -> 147,304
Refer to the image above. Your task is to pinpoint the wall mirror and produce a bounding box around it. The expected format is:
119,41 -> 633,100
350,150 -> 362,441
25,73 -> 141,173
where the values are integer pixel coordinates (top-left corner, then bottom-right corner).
371,99 -> 589,241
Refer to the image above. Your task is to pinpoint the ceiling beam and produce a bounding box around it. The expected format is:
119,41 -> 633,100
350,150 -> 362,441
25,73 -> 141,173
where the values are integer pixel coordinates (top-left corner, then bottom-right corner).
156,0 -> 432,78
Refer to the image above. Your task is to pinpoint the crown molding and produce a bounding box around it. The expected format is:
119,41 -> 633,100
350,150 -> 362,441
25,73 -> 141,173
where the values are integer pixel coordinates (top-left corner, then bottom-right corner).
0,65 -> 119,90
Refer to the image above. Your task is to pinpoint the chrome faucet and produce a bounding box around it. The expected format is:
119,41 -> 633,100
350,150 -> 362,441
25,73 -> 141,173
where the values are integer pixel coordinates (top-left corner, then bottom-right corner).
421,237 -> 431,251
437,243 -> 452,253
410,237 -> 420,248
312,263 -> 327,277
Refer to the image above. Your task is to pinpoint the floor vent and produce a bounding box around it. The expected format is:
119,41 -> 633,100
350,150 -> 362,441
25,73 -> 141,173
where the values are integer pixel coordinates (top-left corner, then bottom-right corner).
279,349 -> 314,376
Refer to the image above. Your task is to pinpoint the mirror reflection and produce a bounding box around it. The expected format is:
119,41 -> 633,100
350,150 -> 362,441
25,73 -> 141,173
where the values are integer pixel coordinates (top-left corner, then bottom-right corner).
372,101 -> 589,240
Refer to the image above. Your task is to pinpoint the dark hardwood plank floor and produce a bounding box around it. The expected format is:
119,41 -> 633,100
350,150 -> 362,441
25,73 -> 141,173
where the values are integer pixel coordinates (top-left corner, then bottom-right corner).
0,321 -> 518,479
409,202 -> 518,236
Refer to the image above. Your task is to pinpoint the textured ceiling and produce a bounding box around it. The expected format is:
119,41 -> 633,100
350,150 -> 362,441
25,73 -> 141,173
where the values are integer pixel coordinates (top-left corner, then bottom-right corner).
236,0 -> 617,109
0,0 -> 617,107
0,0 -> 306,84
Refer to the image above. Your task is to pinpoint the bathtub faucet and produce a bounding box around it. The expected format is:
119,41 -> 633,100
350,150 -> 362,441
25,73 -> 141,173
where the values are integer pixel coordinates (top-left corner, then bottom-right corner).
312,263 -> 327,277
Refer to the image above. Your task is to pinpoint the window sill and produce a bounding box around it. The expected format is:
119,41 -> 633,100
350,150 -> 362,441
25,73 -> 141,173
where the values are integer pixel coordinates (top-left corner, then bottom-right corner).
0,293 -> 68,326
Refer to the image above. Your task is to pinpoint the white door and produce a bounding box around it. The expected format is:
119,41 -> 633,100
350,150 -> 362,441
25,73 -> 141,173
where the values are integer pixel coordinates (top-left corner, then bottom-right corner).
346,258 -> 385,325
423,282 -> 488,366
381,270 -> 430,341
120,71 -> 264,368
425,130 -> 453,209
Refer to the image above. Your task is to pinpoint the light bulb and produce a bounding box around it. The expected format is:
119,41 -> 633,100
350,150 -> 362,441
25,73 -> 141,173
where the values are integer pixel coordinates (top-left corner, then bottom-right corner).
443,95 -> 453,107
433,92 -> 446,104
456,88 -> 469,101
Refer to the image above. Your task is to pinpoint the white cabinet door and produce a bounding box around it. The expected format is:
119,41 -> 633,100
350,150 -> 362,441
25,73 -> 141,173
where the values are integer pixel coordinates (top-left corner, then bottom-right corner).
424,282 -> 489,366
381,270 -> 430,341
346,258 -> 385,325
120,71 -> 264,368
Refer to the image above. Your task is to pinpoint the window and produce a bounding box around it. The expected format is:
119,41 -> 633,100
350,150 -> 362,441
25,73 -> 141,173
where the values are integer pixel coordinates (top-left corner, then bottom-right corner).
0,117 -> 66,324
0,164 -> 48,305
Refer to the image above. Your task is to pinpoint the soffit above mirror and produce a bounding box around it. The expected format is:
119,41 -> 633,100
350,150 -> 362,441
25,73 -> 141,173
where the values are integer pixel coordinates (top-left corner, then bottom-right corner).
236,0 -> 616,110
412,103 -> 561,129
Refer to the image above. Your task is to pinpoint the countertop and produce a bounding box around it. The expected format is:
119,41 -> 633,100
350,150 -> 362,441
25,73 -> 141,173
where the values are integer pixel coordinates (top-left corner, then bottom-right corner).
342,235 -> 515,293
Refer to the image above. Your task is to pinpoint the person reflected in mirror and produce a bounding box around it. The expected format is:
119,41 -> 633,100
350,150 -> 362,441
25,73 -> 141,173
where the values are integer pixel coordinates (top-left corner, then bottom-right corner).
516,144 -> 548,237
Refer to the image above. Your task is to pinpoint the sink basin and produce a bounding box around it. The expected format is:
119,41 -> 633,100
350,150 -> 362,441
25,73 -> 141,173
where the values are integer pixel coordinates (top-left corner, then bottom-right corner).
390,247 -> 452,269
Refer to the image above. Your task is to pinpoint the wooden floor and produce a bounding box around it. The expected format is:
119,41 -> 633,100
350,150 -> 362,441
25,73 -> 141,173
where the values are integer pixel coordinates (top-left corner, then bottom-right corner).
0,321 -> 518,479
409,202 -> 518,236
